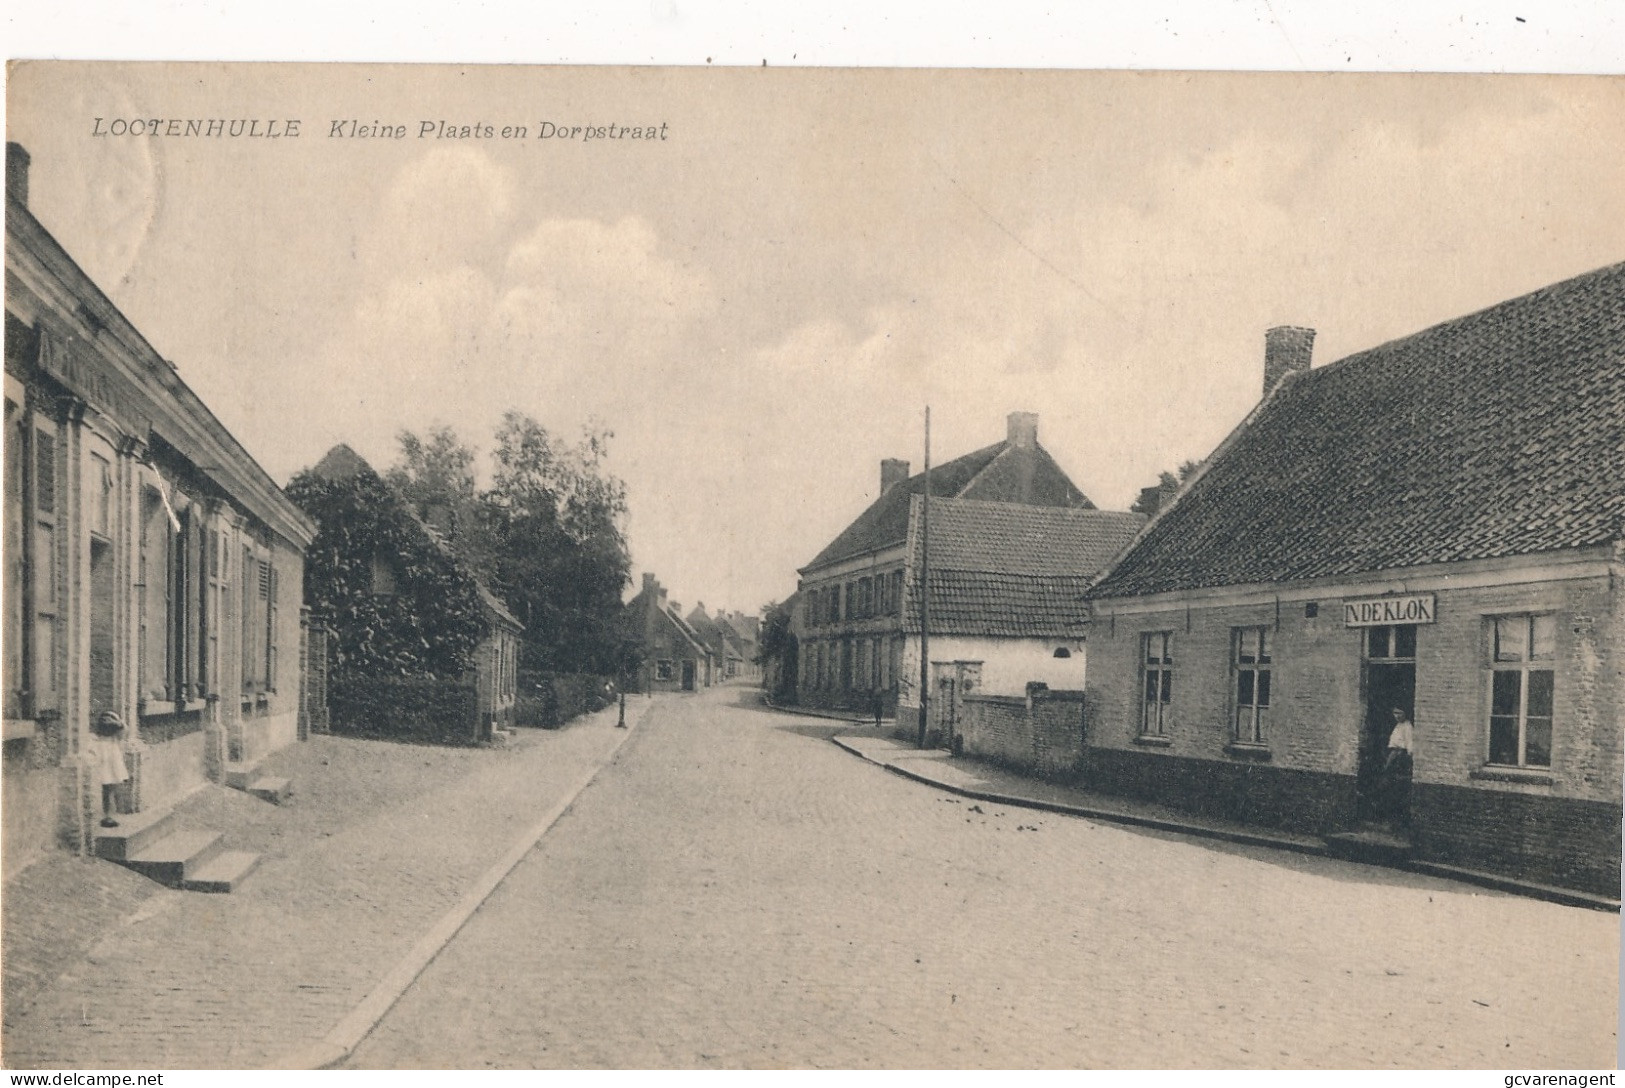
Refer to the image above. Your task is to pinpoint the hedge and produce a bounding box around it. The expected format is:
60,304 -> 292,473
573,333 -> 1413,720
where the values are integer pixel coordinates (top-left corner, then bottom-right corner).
329,674 -> 482,746
516,671 -> 617,729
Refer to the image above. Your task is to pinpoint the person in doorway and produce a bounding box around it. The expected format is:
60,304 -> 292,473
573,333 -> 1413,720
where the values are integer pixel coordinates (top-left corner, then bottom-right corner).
1382,706 -> 1414,831
91,711 -> 129,828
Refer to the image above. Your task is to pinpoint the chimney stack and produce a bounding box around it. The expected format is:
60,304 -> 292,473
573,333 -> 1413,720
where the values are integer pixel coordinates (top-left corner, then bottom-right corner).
6,143 -> 30,207
1264,326 -> 1315,395
642,572 -> 657,593
880,458 -> 910,493
1007,411 -> 1038,449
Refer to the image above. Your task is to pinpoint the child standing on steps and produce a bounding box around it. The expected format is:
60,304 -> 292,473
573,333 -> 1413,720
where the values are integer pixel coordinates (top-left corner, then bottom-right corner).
92,711 -> 128,828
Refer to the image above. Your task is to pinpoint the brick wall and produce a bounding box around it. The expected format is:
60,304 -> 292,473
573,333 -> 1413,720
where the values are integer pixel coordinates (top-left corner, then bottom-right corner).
1413,782 -> 1620,897
959,689 -> 1086,780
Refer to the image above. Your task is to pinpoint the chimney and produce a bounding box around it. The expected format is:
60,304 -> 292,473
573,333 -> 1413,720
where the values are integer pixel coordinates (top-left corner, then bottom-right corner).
1264,326 -> 1315,395
642,572 -> 657,593
6,142 -> 29,207
1007,411 -> 1038,449
880,458 -> 910,494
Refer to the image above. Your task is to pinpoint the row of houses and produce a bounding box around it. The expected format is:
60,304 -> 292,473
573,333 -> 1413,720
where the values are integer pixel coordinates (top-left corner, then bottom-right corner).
784,265 -> 1623,898
2,144 -> 525,880
620,572 -> 760,692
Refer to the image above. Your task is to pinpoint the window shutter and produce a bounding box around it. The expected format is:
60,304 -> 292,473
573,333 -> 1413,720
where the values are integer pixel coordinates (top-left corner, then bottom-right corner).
265,564 -> 278,692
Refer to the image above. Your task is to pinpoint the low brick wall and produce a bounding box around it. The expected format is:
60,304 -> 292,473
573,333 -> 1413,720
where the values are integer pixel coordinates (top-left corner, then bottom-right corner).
329,675 -> 481,746
1079,746 -> 1356,836
959,689 -> 1086,780
1413,782 -> 1621,898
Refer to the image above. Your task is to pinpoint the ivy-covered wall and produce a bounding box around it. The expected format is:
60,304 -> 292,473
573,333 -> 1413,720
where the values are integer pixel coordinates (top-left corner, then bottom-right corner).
285,466 -> 489,680
328,675 -> 481,746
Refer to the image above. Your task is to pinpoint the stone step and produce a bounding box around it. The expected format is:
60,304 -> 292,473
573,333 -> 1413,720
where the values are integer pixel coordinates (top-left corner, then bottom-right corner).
223,763 -> 257,791
181,849 -> 262,893
92,805 -> 180,863
122,829 -> 225,888
1325,829 -> 1415,868
247,777 -> 292,804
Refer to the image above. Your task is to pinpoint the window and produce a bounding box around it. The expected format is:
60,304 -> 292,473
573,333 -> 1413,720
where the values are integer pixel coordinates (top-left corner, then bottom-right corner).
1232,627 -> 1272,746
1140,632 -> 1173,736
1488,614 -> 1555,768
655,659 -> 674,682
1366,624 -> 1416,662
1053,647 -> 1072,659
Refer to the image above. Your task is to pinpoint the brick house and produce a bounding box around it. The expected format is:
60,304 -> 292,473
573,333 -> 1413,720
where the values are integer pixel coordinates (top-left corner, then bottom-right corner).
1082,264 -> 1625,896
795,412 -> 1140,724
4,144 -> 316,875
623,573 -> 712,692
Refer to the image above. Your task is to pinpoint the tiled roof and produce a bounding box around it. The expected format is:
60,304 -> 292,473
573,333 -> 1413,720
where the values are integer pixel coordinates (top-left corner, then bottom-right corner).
801,440 -> 1092,573
1090,262 -> 1625,598
905,572 -> 1094,638
913,499 -> 1145,575
893,499 -> 1141,637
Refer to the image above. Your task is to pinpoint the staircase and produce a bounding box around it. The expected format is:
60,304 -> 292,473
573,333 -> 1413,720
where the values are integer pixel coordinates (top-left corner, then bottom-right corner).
94,806 -> 262,893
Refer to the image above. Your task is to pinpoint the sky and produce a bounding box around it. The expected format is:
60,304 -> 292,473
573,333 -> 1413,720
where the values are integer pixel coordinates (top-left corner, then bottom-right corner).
7,62 -> 1625,617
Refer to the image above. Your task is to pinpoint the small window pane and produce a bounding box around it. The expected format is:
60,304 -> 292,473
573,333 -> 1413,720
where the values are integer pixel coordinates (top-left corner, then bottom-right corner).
1494,617 -> 1526,662
1257,670 -> 1271,708
1526,669 -> 1554,718
1525,716 -> 1552,767
1144,669 -> 1158,704
1368,627 -> 1390,659
1237,670 -> 1255,707
1159,671 -> 1172,704
1257,629 -> 1271,664
1393,625 -> 1416,659
1530,615 -> 1556,660
1491,670 -> 1521,716
1488,716 -> 1520,765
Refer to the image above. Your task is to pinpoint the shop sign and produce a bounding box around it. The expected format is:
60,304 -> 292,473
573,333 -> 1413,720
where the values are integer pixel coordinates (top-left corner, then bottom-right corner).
1342,594 -> 1436,627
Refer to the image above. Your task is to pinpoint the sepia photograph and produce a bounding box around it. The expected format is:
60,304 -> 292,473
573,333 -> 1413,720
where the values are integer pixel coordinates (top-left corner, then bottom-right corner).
2,45 -> 1622,1072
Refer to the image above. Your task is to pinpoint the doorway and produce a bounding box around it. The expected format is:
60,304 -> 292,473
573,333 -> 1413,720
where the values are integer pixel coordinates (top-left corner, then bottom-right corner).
681,660 -> 696,692
1357,624 -> 1416,826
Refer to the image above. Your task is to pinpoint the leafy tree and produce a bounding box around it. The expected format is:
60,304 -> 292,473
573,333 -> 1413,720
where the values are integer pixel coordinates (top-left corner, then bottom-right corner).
755,600 -> 799,700
481,412 -> 632,674
1130,459 -> 1201,515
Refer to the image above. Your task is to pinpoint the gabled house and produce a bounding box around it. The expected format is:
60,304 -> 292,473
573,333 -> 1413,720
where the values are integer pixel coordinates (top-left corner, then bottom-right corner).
1082,264 -> 1625,896
719,610 -> 762,682
287,445 -> 521,744
4,144 -> 316,874
623,573 -> 712,692
794,412 -> 1138,723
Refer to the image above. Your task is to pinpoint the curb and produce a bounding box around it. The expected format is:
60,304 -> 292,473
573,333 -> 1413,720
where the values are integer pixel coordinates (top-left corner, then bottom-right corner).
830,735 -> 1324,857
761,693 -> 891,728
273,700 -> 657,1069
829,735 -> 1622,913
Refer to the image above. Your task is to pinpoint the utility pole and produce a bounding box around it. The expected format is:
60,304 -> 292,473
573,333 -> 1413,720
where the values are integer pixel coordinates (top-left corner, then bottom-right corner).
916,406 -> 931,749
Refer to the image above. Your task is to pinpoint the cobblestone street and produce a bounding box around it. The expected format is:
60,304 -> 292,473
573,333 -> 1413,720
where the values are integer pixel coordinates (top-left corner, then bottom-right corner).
351,687 -> 1619,1069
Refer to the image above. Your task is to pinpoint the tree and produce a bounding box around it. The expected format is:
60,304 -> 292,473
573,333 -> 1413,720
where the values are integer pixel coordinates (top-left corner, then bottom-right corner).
1130,459 -> 1201,515
483,412 -> 632,675
754,600 -> 798,701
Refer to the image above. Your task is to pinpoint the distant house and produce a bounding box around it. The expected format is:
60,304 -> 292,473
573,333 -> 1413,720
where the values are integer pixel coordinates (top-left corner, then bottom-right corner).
4,144 -> 317,874
623,573 -> 712,692
794,412 -> 1141,727
287,445 -> 522,744
719,610 -> 762,683
1083,265 -> 1625,897
685,603 -> 760,683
